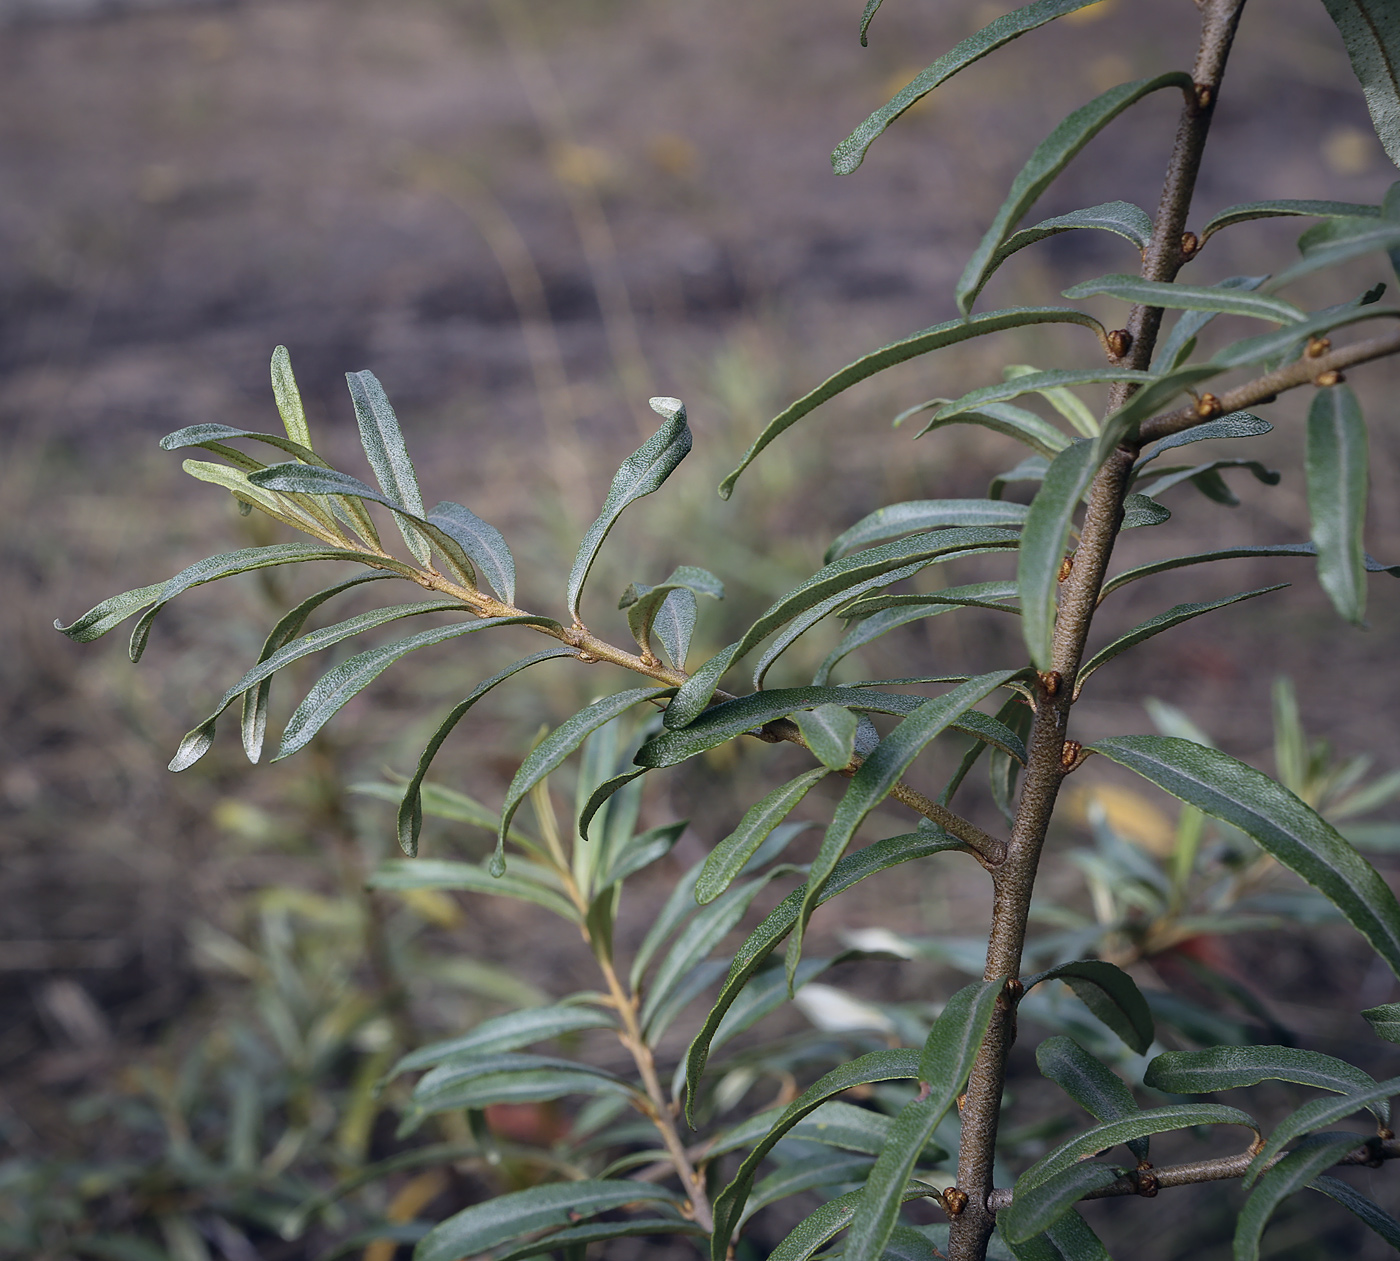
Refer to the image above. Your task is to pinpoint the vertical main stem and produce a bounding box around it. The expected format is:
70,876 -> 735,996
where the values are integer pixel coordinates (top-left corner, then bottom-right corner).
946,5 -> 1247,1258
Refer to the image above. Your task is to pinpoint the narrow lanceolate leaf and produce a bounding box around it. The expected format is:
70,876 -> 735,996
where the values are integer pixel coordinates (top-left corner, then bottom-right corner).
1063,275 -> 1305,324
1018,441 -> 1095,671
275,616 -> 558,764
415,1180 -> 683,1261
858,0 -> 882,45
832,0 -> 1110,174
1098,540 -> 1400,599
957,73 -> 1194,313
825,500 -> 1029,562
182,457 -> 347,540
1250,1074 -> 1400,1178
1200,199 -> 1380,245
169,595 -> 465,772
1152,275 -> 1269,370
568,397 -> 692,622
160,423 -> 322,464
911,399 -> 1072,459
1307,384 -> 1369,624
1000,1163 -> 1121,1244
974,201 -> 1154,302
494,1220 -> 707,1261
1211,302 -> 1400,369
240,574 -> 392,763
1090,736 -> 1400,977
1319,0 -> 1400,168
719,309 -> 1105,498
578,769 -> 649,845
699,779 -> 821,901
404,1054 -> 636,1127
1024,960 -> 1154,1053
369,859 -> 578,922
392,1004 -> 617,1076
1019,1104 -> 1259,1195
844,979 -> 1006,1261
397,650 -> 578,856
1037,1036 -> 1148,1159
428,501 -> 516,604
790,671 -> 1019,980
1075,586 -> 1286,697
769,1187 -> 932,1261
1310,1175 -> 1400,1248
345,370 -> 430,564
1137,458 -> 1280,505
744,1152 -> 876,1225
619,565 -> 723,661
53,544 -> 382,655
814,591 -> 1020,685
1136,412 -> 1272,465
497,688 -> 672,875
1235,1134 -> 1364,1261
1269,217 -> 1400,290
708,1049 -> 922,1255
1362,1002 -> 1400,1042
684,832 -> 965,1123
794,705 -> 859,770
1144,1046 -> 1387,1124
933,369 -> 1155,426
271,345 -> 313,448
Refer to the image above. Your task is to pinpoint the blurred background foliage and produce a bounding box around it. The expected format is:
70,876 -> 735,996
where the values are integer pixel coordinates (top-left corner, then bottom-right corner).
3,0 -> 1400,1257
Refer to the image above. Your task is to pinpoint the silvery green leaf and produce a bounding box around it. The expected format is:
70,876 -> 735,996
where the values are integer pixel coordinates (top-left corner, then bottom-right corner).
1018,441 -> 1095,670
1306,384 -> 1370,624
793,705 -> 859,770
345,370 -> 431,564
697,769 -> 828,904
568,397 -> 692,623
1063,274 -> 1305,324
428,501 -> 516,604
912,399 -> 1073,459
720,309 -> 1104,497
956,73 -> 1194,313
825,500 -> 1028,562
833,0 -> 1118,175
1317,1 -> 1400,168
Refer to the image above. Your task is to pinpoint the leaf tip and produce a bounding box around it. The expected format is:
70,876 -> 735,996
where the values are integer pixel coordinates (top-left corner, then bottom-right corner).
649,395 -> 686,423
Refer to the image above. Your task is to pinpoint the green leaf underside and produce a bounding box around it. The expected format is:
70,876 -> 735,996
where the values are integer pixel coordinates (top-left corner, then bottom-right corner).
168,597 -> 467,772
1310,1175 -> 1400,1248
1018,441 -> 1095,670
1317,0 -> 1400,168
844,979 -> 1007,1260
392,1004 -> 617,1077
789,671 -> 1019,982
912,400 -> 1072,459
1136,412 -> 1272,463
956,73 -> 1195,313
346,370 -> 431,564
1063,275 -> 1305,323
370,858 -> 577,921
55,544 -> 381,654
405,1053 -> 636,1124
1090,736 -> 1400,977
1307,384 -> 1370,624
271,345 -> 313,448
1076,586 -> 1287,696
275,616 -> 559,764
568,398 -> 691,622
664,527 -> 1020,724
1037,1036 -> 1148,1159
1018,1103 -> 1258,1196
826,500 -> 1029,561
933,369 -> 1156,425
1001,1163 -> 1121,1244
832,0 -> 1117,175
1100,541 -> 1400,599
978,200 -> 1154,295
497,688 -> 673,874
1144,1046 -> 1387,1124
684,833 -> 964,1124
414,1179 -> 683,1261
1025,960 -> 1154,1053
709,1049 -> 921,1253
1363,1002 -> 1400,1042
1200,198 -> 1380,243
1235,1135 -> 1365,1261
398,650 -> 579,856
719,310 -> 1105,498
1249,1074 -> 1400,1177
428,500 -> 517,604
794,705 -> 860,770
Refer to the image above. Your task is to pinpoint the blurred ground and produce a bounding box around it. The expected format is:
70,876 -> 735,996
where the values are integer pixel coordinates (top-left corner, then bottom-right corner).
4,0 -> 1400,1257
